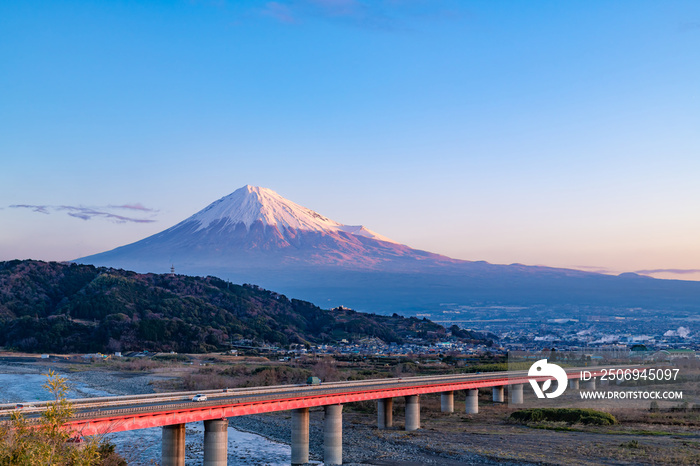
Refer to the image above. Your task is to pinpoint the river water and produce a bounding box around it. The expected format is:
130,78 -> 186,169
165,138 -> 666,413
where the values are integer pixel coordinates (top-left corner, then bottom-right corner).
0,369 -> 294,465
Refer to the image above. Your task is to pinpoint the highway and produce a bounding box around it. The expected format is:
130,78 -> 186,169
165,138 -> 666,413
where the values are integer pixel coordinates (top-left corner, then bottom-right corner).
2,370 -> 521,414
0,366 -> 621,436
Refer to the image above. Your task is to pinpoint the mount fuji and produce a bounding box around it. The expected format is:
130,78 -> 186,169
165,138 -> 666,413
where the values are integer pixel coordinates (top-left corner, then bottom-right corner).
76,186 -> 700,314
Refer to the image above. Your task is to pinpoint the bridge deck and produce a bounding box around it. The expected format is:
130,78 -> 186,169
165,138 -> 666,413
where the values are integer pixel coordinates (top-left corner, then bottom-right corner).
0,366 -> 623,436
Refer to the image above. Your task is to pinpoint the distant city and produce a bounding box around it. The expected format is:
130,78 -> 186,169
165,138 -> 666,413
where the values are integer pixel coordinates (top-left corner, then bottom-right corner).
421,304 -> 698,354
201,303 -> 698,359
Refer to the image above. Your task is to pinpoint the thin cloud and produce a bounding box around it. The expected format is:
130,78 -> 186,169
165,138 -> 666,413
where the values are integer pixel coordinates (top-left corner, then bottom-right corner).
262,0 -> 379,28
309,0 -> 362,17
109,203 -> 159,212
10,204 -> 51,214
573,266 -> 700,277
259,0 -> 464,31
573,265 -> 615,274
10,204 -> 158,224
636,268 -> 700,275
679,21 -> 700,32
262,2 -> 296,23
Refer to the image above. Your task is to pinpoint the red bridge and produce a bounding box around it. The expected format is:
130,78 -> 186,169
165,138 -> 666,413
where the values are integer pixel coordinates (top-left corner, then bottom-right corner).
1,366 -> 610,465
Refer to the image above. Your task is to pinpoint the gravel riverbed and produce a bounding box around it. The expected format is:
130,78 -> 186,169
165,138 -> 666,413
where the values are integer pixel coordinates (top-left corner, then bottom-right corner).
1,361 -> 534,465
228,410 -> 533,465
0,361 -> 158,397
66,369 -> 158,396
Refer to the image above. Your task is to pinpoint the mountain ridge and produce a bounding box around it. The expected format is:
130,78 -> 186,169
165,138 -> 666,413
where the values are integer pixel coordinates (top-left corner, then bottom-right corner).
78,185 -> 458,272
0,260 -> 484,353
76,186 -> 700,314
183,185 -> 399,244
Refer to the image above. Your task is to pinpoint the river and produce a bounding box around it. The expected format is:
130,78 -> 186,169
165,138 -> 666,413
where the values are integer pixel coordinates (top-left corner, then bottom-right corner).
0,367 -> 297,465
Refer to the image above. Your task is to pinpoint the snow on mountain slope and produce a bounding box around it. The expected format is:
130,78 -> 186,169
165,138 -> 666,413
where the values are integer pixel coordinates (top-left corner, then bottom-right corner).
74,185 -> 700,315
184,185 -> 399,244
76,185 -> 448,272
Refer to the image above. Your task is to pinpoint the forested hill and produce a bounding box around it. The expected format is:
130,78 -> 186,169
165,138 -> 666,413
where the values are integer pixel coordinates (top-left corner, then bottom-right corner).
0,260 -> 487,353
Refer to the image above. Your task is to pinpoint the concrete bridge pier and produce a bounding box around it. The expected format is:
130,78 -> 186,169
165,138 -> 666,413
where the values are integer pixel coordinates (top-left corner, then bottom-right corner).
492,386 -> 505,403
324,404 -> 343,465
569,378 -> 580,390
203,419 -> 228,466
582,378 -> 596,390
441,391 -> 454,413
405,395 -> 420,431
510,384 -> 524,405
162,423 -> 186,466
377,398 -> 393,429
291,408 -> 310,466
465,389 -> 479,414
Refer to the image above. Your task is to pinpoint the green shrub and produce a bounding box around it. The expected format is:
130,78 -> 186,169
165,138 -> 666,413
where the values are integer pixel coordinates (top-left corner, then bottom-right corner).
510,408 -> 617,426
621,440 -> 640,449
0,371 -> 126,465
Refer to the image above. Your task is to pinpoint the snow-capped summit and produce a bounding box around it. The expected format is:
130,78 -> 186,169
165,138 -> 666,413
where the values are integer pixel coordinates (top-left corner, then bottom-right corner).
191,185 -> 339,231
183,185 -> 398,244
77,185 -> 430,273
75,185 -> 700,316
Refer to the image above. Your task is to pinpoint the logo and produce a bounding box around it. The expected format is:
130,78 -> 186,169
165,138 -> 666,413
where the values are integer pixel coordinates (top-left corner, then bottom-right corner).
528,359 -> 568,399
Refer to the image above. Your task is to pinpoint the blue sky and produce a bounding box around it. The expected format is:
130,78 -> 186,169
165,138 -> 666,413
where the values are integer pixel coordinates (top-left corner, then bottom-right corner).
2,0 -> 700,279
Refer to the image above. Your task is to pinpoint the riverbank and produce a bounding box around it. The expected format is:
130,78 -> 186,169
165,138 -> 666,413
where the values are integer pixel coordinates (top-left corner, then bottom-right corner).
0,360 -> 157,397
228,398 -> 700,466
0,362 -> 292,465
228,410 -> 528,465
4,356 -> 698,465
2,359 -> 509,464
